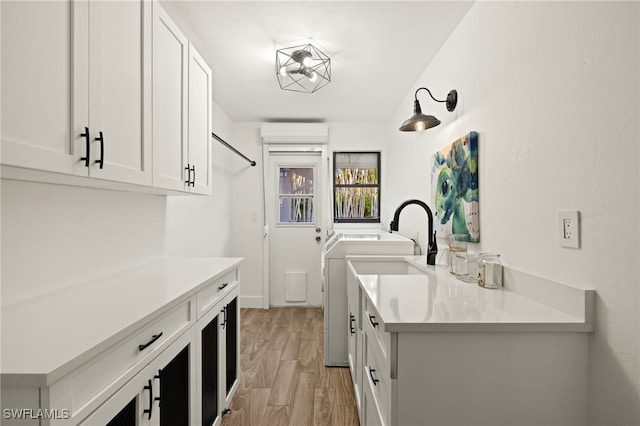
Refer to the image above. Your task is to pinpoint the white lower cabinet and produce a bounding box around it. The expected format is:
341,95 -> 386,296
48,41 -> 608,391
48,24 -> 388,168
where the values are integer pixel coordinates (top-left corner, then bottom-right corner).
79,327 -> 196,426
346,262 -> 363,416
362,365 -> 385,426
0,260 -> 242,426
347,261 -> 588,426
197,286 -> 240,426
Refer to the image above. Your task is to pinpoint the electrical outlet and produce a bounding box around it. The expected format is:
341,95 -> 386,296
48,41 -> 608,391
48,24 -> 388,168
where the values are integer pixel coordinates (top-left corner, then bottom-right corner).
558,210 -> 580,248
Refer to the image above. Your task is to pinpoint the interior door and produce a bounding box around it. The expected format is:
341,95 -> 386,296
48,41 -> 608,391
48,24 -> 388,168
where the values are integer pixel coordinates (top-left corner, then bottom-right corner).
267,151 -> 324,306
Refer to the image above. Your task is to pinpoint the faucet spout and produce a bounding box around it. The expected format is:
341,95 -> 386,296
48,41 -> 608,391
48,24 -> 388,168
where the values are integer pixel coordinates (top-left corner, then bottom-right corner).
390,199 -> 438,265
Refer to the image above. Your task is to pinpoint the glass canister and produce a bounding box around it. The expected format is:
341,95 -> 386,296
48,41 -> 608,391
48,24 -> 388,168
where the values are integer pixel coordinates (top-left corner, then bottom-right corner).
477,253 -> 503,289
447,234 -> 467,274
455,253 -> 479,283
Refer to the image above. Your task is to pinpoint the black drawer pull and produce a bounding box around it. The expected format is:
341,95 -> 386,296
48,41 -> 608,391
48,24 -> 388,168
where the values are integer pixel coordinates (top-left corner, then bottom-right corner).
80,126 -> 90,167
94,131 -> 104,169
138,332 -> 163,352
218,282 -> 229,291
143,379 -> 153,420
369,314 -> 379,328
190,165 -> 196,187
369,368 -> 380,386
349,313 -> 356,335
221,306 -> 227,329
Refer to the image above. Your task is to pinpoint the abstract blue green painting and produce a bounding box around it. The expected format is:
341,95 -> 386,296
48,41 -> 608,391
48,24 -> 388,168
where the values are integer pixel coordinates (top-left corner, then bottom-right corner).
431,131 -> 479,242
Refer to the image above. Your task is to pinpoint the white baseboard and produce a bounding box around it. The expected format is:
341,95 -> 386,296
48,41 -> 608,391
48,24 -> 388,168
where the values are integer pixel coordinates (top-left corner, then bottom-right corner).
240,295 -> 264,309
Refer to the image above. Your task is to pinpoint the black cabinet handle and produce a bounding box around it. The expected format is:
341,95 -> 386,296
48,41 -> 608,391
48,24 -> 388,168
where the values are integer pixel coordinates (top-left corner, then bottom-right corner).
221,307 -> 227,329
349,313 -> 356,335
138,332 -> 163,352
80,126 -> 90,167
143,379 -> 153,420
369,314 -> 379,328
369,368 -> 380,386
190,165 -> 196,187
154,369 -> 161,407
94,131 -> 104,169
218,282 -> 229,291
185,164 -> 191,185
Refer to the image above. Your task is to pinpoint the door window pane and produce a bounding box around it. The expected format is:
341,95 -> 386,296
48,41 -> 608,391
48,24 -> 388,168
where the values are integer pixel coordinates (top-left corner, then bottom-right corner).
279,167 -> 314,223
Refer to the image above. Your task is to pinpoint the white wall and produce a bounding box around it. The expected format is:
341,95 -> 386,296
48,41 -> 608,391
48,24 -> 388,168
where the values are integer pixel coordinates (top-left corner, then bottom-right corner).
1,181 -> 167,305
166,101 -> 235,257
2,103 -> 236,306
230,122 -> 389,307
386,2 -> 640,424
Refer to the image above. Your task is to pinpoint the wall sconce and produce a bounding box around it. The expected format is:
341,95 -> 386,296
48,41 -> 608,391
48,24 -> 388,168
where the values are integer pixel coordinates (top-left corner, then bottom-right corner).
276,43 -> 331,93
399,87 -> 458,131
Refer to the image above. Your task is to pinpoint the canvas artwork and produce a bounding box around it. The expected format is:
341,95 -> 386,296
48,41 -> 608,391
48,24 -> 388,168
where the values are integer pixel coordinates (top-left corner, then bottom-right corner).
431,131 -> 479,242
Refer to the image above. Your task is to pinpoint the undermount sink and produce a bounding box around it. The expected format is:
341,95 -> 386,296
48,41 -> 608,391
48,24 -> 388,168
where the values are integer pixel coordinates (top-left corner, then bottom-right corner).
348,257 -> 427,275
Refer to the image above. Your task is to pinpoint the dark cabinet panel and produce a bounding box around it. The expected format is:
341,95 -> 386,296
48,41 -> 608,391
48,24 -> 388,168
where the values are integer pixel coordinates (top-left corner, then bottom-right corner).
106,398 -> 137,426
159,345 -> 190,426
202,315 -> 219,426
225,297 -> 238,395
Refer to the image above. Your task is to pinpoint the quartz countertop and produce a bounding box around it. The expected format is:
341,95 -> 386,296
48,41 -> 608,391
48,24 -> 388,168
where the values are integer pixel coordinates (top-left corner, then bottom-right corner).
355,256 -> 594,333
1,257 -> 243,384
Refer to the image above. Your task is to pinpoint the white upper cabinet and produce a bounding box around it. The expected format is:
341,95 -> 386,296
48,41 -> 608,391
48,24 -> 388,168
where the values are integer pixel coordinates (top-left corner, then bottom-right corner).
188,44 -> 213,195
86,0 -> 152,185
152,2 -> 213,195
2,0 -> 212,195
1,0 -> 152,185
152,2 -> 189,192
1,0 -> 86,176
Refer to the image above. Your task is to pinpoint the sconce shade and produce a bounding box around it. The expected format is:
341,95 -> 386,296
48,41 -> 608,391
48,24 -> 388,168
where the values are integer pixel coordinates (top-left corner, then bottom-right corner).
399,99 -> 441,131
276,43 -> 331,93
399,88 -> 458,132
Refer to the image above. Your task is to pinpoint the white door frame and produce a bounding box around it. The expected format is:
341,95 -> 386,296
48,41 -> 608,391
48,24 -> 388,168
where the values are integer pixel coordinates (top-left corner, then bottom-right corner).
260,124 -> 329,309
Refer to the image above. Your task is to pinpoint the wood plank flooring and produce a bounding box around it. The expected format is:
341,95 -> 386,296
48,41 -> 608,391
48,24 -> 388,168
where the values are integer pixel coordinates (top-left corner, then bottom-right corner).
222,307 -> 360,426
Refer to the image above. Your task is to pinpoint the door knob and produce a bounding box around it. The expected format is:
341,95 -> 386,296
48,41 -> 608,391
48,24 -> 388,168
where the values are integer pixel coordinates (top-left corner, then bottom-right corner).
316,227 -> 321,233
316,236 -> 321,242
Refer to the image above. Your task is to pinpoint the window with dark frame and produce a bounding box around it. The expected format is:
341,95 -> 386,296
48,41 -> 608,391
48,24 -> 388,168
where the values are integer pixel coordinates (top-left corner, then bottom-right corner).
333,152 -> 380,223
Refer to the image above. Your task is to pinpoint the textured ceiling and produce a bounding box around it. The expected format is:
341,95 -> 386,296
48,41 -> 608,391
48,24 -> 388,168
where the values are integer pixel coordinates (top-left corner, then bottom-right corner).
160,1 -> 474,123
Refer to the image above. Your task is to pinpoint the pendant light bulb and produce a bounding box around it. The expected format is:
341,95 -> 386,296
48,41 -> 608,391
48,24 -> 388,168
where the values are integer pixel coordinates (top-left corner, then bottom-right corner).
308,71 -> 318,82
303,56 -> 313,67
279,66 -> 288,76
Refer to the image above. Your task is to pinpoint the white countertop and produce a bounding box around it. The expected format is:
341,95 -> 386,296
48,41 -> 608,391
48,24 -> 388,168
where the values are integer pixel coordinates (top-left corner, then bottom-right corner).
1,257 -> 243,384
356,256 -> 594,333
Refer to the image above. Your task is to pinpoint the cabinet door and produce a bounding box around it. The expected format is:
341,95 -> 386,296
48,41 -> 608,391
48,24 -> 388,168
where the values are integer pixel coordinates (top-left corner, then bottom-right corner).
187,44 -> 213,195
87,0 -> 152,185
149,327 -> 196,426
78,365 -> 151,426
224,296 -> 239,405
152,1 -> 189,191
199,311 -> 221,426
1,0 -> 88,176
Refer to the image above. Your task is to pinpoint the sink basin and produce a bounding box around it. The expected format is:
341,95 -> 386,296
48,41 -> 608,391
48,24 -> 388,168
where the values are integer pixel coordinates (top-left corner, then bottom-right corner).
349,258 -> 427,275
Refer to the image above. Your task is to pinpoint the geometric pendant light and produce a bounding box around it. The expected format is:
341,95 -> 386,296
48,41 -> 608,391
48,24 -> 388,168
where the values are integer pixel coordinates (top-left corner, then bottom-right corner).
276,43 -> 331,93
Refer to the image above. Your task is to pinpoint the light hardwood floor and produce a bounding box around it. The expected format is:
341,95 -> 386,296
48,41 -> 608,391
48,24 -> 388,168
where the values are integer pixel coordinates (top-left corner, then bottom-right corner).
221,307 -> 360,426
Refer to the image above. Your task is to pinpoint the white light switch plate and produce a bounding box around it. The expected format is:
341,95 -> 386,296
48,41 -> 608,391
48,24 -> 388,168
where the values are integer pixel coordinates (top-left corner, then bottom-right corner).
558,210 -> 580,248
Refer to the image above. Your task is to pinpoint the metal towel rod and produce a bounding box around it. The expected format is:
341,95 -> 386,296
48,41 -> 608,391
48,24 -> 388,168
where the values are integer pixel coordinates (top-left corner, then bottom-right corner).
211,132 -> 257,166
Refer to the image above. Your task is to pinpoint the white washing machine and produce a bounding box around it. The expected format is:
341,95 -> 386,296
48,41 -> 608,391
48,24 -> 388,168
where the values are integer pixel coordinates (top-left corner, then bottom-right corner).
322,231 -> 414,366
